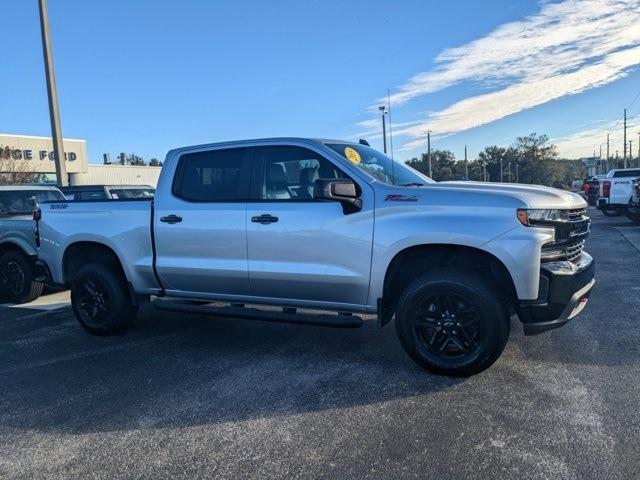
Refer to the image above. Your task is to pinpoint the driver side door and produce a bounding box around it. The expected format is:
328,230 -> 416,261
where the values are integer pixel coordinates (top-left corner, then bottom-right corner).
245,145 -> 375,309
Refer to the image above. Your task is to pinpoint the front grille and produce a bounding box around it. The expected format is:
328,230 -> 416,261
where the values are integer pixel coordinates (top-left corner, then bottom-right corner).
540,208 -> 590,263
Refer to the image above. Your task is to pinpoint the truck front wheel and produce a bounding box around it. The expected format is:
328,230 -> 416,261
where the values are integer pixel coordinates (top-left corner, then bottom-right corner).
395,270 -> 510,377
71,263 -> 138,335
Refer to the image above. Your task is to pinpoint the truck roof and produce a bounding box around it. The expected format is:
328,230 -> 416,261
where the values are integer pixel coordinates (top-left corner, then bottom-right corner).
60,184 -> 154,190
0,184 -> 62,191
168,137 -> 360,154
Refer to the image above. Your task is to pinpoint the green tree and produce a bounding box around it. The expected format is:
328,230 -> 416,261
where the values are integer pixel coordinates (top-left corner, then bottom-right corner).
149,158 -> 163,167
126,154 -> 146,166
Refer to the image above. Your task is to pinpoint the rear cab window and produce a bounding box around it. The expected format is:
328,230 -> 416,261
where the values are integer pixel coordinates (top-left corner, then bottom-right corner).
172,147 -> 253,201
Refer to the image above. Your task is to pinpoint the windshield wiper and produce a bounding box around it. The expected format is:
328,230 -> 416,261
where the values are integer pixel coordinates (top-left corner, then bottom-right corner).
398,182 -> 425,187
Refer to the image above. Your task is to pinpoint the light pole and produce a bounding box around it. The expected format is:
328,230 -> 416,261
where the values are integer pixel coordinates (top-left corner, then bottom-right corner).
378,106 -> 387,154
38,0 -> 67,186
464,145 -> 468,180
426,130 -> 432,178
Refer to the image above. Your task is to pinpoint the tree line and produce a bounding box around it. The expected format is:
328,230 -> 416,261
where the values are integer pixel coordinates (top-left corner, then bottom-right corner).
406,133 -> 584,188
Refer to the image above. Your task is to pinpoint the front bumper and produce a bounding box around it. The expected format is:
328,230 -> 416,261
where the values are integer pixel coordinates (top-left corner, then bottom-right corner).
518,252 -> 595,335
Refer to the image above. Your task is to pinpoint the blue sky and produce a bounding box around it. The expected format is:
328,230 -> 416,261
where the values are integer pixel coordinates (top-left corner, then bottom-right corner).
1,0 -> 639,164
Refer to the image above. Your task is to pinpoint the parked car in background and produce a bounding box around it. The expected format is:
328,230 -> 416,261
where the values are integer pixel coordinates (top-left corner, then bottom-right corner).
0,185 -> 65,303
626,179 -> 640,223
60,184 -> 155,201
597,168 -> 640,216
36,138 -> 595,376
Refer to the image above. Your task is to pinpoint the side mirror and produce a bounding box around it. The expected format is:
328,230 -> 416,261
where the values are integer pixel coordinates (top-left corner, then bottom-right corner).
313,178 -> 362,213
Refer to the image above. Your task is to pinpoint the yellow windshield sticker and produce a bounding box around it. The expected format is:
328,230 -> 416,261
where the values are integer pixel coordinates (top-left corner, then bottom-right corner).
344,147 -> 361,165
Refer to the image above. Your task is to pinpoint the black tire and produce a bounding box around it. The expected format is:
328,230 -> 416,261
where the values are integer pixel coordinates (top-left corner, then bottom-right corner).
602,206 -> 624,217
0,251 -> 44,304
395,270 -> 510,377
625,210 -> 640,224
71,262 -> 137,335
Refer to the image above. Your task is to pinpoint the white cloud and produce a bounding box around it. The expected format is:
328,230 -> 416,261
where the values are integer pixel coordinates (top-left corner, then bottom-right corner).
553,118 -> 640,158
373,0 -> 640,152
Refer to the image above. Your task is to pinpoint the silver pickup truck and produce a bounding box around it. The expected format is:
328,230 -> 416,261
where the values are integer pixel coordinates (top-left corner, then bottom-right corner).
0,185 -> 65,303
36,138 -> 595,376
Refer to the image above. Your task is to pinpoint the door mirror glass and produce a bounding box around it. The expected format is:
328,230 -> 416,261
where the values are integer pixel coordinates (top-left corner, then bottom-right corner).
313,178 -> 362,213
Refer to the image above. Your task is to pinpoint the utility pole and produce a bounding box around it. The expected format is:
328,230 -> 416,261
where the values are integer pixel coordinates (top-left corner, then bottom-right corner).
638,132 -> 640,167
427,130 -> 432,178
500,158 -> 503,182
464,145 -> 468,179
378,106 -> 387,154
38,0 -> 67,186
515,163 -> 519,183
387,89 -> 394,159
606,133 -> 610,173
624,108 -> 627,168
630,140 -> 634,167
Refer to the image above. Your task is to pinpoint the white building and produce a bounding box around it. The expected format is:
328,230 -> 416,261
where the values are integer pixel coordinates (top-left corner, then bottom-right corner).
0,133 -> 161,187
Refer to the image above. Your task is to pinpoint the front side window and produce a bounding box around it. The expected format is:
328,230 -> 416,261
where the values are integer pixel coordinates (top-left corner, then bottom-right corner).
173,148 -> 252,201
260,146 -> 346,200
325,143 -> 434,186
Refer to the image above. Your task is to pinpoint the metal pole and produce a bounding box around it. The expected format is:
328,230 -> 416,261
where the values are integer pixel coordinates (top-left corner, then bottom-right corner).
387,89 -> 394,160
500,158 -> 503,182
624,108 -> 627,169
464,145 -> 468,179
38,0 -> 67,186
427,130 -> 432,178
630,140 -> 634,167
515,163 -> 518,183
378,106 -> 387,154
606,133 -> 610,172
637,132 -> 640,167
508,162 -> 511,182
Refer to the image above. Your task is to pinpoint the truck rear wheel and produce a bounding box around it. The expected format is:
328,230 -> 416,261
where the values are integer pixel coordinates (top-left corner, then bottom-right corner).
395,270 -> 510,377
0,251 -> 44,304
602,206 -> 624,216
71,262 -> 138,335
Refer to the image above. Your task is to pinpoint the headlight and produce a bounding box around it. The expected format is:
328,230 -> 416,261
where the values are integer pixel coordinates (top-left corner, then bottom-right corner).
517,208 -> 567,225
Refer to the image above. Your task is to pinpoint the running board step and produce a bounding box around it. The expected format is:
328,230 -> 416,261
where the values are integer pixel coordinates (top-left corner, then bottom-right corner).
152,299 -> 363,328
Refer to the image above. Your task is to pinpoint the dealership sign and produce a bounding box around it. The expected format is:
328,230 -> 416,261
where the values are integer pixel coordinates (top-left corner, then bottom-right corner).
1,147 -> 77,162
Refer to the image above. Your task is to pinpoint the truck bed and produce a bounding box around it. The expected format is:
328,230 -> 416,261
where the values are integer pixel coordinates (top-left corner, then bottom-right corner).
37,199 -> 158,291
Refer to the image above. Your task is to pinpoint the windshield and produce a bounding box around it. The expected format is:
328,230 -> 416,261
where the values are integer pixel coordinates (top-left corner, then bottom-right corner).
0,189 -> 65,215
325,143 -> 434,186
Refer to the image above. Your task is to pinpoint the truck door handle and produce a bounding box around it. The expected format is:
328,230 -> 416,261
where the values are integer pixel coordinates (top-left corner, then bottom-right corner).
251,214 -> 278,224
160,214 -> 182,224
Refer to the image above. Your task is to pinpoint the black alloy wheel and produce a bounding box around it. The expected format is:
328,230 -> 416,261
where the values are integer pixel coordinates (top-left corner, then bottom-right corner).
411,292 -> 482,360
395,270 -> 510,377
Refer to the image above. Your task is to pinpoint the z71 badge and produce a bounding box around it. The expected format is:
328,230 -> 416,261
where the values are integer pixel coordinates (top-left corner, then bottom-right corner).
385,194 -> 419,202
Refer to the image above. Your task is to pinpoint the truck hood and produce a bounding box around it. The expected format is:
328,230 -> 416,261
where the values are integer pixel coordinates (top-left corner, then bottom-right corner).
427,181 -> 587,209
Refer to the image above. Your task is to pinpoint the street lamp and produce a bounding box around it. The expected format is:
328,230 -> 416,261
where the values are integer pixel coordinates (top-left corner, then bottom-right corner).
378,106 -> 387,154
38,0 -> 67,186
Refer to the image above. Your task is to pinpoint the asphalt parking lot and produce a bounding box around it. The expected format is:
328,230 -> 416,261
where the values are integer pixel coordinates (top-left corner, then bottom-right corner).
1,209 -> 639,480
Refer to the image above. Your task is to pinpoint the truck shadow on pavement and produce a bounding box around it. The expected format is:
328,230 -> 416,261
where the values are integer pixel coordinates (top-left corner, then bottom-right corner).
0,305 -> 465,435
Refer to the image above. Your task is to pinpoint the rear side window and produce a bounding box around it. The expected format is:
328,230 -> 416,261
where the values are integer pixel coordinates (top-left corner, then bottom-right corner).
0,190 -> 65,215
173,148 -> 252,201
108,188 -> 155,199
613,169 -> 640,177
75,190 -> 107,201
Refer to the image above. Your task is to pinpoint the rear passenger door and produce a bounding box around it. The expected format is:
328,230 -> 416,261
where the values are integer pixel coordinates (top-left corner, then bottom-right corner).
154,147 -> 254,297
245,145 -> 374,308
